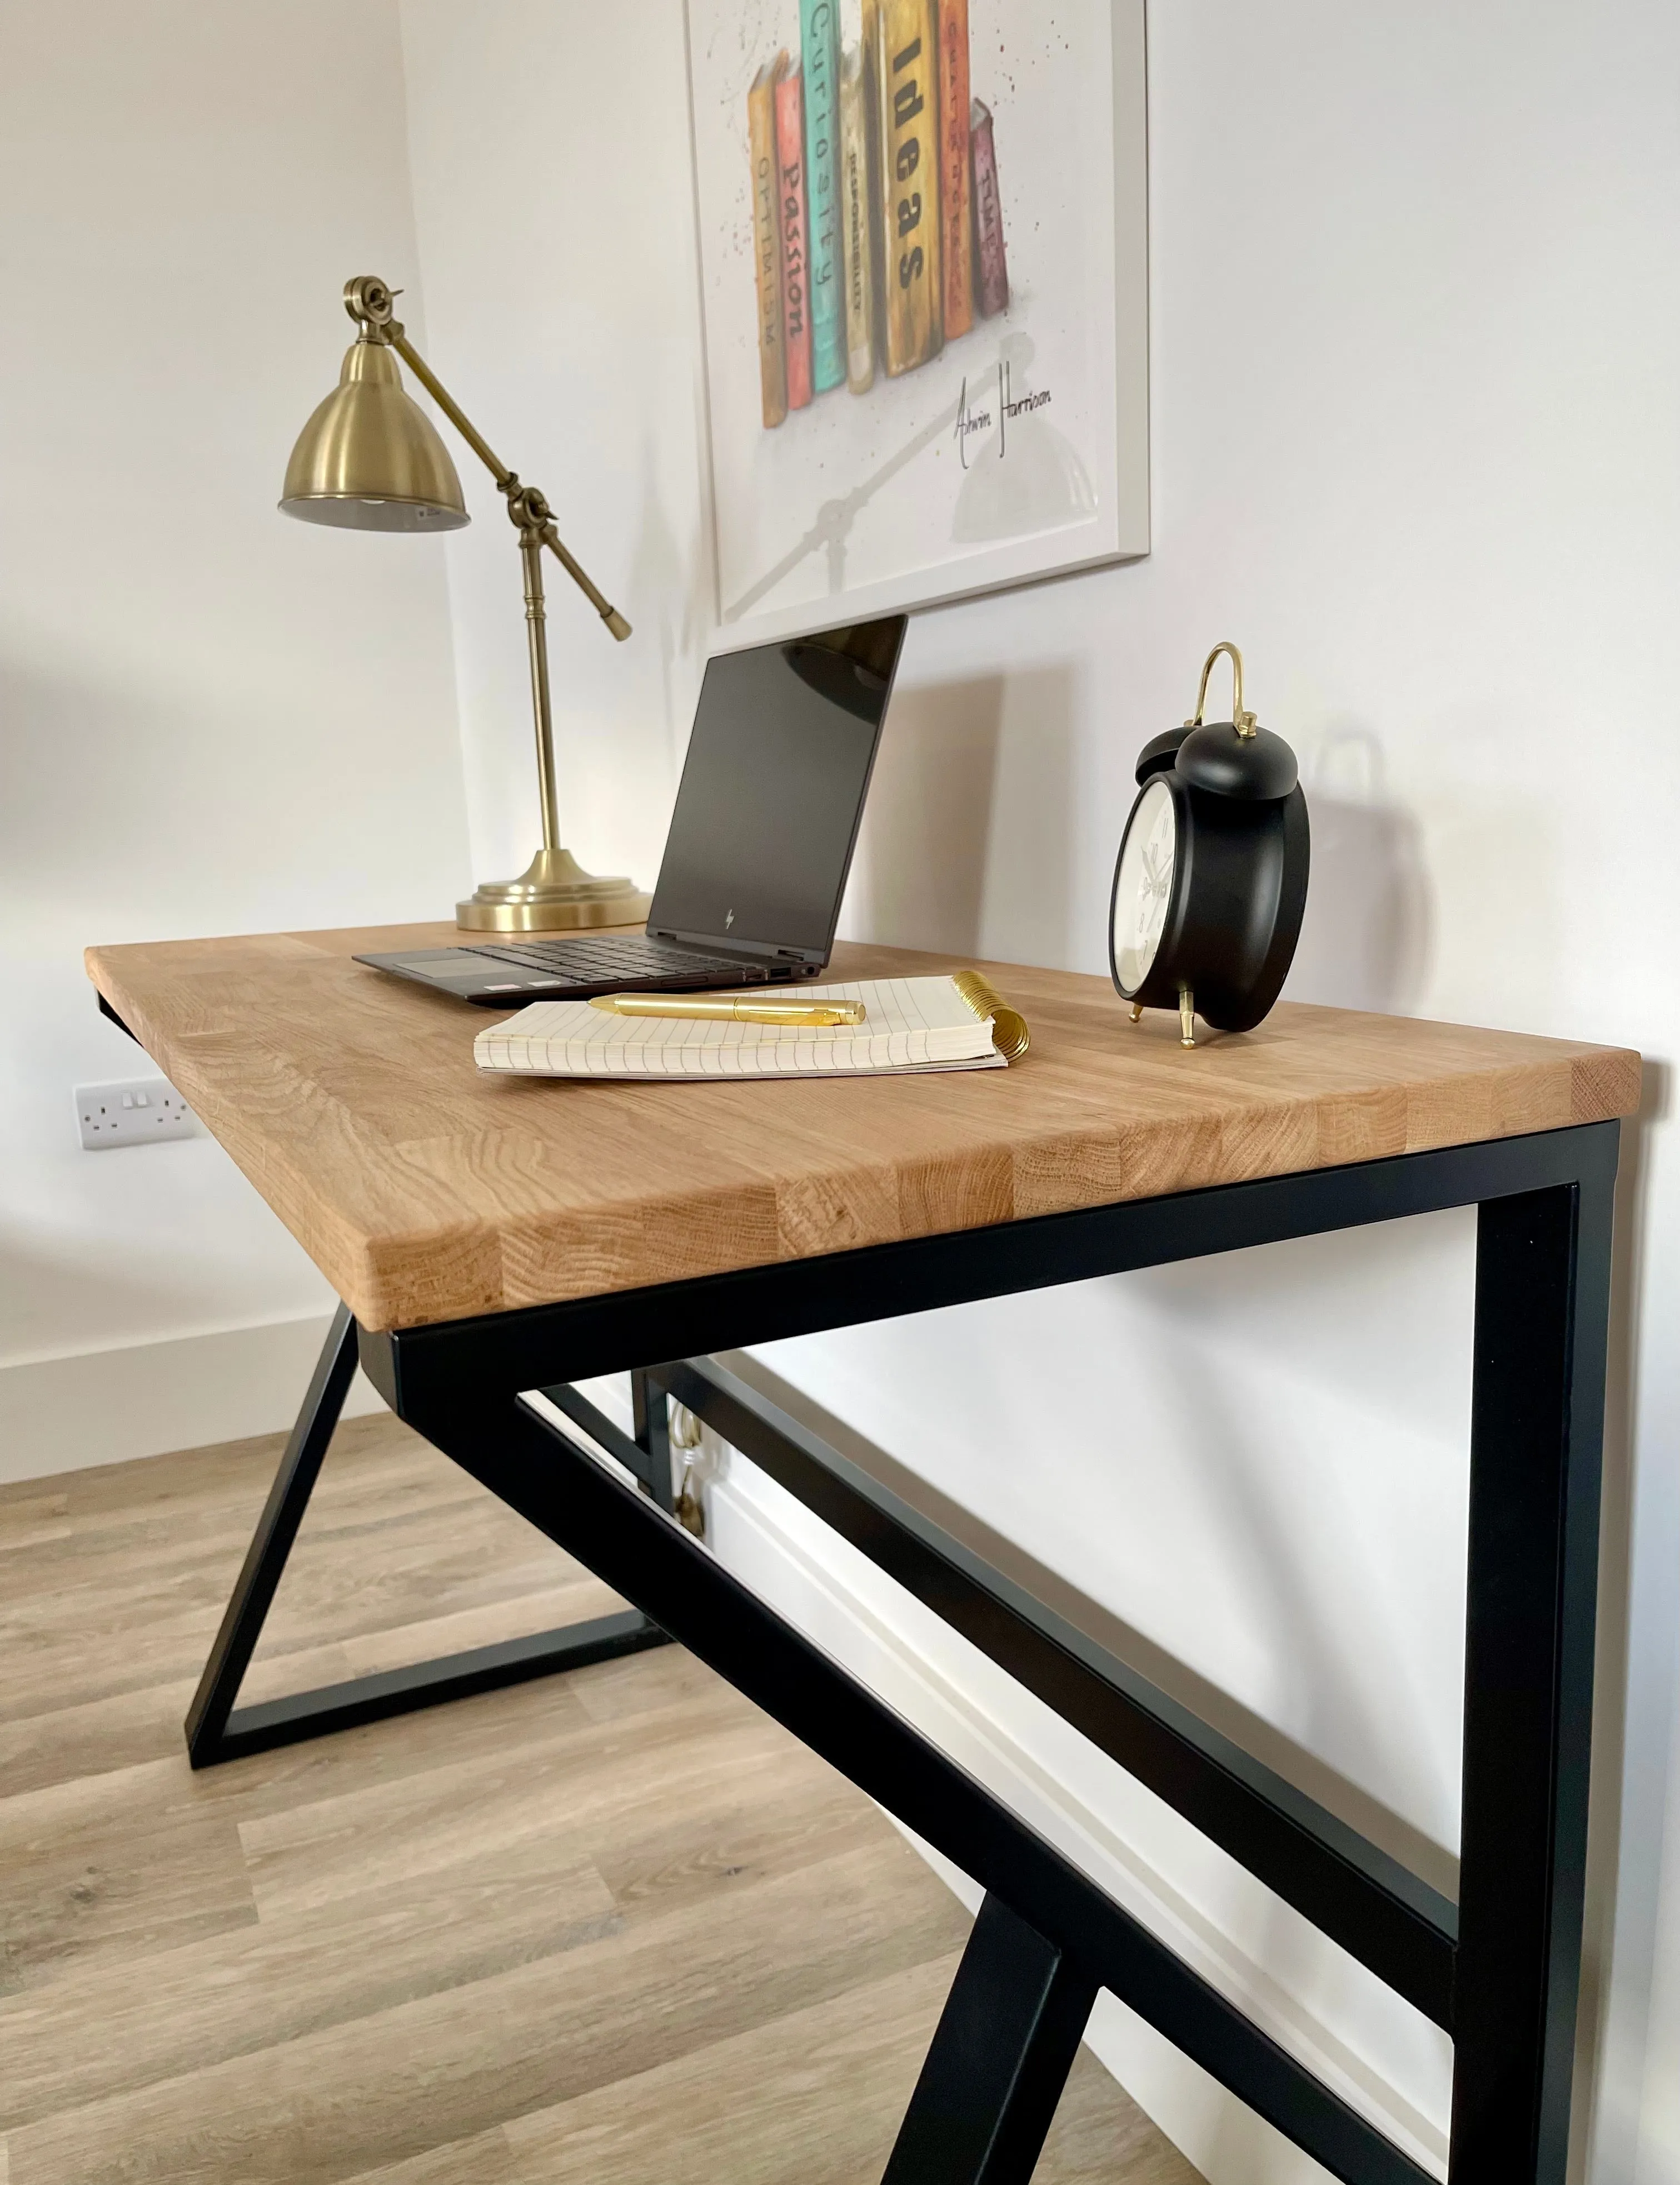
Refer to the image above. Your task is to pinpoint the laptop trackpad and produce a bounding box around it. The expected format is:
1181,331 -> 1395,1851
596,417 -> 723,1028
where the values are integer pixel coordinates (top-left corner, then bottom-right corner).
385,952 -> 498,984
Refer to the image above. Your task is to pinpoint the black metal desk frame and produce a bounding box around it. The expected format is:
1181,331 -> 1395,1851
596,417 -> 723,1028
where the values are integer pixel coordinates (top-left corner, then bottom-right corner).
185,1119 -> 1618,2185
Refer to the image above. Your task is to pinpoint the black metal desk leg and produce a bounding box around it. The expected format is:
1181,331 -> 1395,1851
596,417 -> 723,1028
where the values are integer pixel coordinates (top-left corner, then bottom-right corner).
882,1893 -> 1098,2185
1450,1155 -> 1615,2182
185,1301 -> 360,1764
631,1368 -> 675,1510
186,1309 -> 668,1769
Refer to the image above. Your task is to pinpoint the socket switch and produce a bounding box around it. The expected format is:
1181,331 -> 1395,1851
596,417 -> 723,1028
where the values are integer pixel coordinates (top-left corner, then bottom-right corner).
76,1078 -> 197,1150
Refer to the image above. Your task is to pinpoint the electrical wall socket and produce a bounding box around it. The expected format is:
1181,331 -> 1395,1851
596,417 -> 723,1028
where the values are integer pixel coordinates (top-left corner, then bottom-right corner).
75,1078 -> 197,1150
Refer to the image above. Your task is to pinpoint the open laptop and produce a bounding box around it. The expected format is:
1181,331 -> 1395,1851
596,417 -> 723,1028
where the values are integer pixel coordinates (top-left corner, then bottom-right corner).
357,613 -> 906,1006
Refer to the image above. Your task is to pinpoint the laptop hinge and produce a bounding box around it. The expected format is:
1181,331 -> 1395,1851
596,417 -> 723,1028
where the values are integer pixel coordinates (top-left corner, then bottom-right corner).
652,929 -> 823,966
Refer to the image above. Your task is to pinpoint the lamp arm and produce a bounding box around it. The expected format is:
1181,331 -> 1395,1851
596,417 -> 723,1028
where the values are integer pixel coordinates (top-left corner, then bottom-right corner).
386,328 -> 514,488
539,522 -> 631,641
382,316 -> 631,644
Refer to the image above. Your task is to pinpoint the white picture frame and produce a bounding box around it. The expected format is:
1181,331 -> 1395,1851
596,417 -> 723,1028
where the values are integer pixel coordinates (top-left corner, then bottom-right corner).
685,0 -> 1148,647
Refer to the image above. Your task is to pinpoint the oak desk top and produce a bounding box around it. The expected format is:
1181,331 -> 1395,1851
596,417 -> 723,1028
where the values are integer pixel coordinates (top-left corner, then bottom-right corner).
86,924 -> 1640,1333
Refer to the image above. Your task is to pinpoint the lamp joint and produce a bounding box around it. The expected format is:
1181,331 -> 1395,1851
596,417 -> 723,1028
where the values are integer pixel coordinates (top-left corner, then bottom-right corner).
343,275 -> 403,342
501,477 -> 554,535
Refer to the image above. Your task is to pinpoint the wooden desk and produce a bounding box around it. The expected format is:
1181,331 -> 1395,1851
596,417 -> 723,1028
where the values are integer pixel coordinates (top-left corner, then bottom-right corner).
87,922 -> 1635,1331
87,924 -> 1639,2185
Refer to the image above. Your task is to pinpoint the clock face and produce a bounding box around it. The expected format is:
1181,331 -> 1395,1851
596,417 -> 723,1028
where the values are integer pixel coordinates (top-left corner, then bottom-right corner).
1112,777 -> 1177,995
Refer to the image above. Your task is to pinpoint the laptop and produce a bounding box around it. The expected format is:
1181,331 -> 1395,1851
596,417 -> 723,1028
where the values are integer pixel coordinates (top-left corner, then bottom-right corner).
356,613 -> 906,1006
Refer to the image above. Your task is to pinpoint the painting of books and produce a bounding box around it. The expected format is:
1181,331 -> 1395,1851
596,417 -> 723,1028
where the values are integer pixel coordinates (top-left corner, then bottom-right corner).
687,0 -> 1146,642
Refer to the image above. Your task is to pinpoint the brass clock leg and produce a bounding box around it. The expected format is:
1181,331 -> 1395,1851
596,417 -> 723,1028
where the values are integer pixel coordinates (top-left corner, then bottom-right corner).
1129,1002 -> 1143,1024
1178,986 -> 1196,1049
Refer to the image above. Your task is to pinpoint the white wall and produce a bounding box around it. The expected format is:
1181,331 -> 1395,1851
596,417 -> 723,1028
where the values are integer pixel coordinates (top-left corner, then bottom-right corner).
0,0 -> 472,1468
400,3 -> 1680,2181
399,0 -> 712,901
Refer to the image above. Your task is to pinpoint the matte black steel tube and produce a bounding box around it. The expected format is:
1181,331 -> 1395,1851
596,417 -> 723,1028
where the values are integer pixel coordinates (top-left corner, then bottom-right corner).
881,1893 -> 1099,2185
211,1613 -> 667,1764
185,1302 -> 358,1763
1448,1150 -> 1616,2181
398,1381 -> 1429,2185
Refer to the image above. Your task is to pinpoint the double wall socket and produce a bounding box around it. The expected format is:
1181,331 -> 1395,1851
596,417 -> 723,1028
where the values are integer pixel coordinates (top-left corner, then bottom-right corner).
75,1078 -> 197,1150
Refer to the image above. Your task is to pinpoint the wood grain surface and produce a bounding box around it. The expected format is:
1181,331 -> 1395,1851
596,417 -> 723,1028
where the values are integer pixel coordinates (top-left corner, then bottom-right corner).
84,923 -> 1641,1331
0,1418 -> 1202,2185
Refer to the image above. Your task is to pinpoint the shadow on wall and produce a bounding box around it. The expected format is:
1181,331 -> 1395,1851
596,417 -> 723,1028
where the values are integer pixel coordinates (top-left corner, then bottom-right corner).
625,430 -> 709,775
853,667 -> 1077,962
1289,726 -> 1432,1012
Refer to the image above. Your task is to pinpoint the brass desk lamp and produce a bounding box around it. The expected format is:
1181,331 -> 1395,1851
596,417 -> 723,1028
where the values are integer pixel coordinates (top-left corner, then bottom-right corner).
280,275 -> 649,931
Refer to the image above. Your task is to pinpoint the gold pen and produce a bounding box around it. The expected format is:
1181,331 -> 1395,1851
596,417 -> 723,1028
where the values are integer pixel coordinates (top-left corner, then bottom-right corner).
588,993 -> 866,1027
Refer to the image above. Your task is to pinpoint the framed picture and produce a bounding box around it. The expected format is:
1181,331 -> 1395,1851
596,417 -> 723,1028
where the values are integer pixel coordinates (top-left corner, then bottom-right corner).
685,0 -> 1148,647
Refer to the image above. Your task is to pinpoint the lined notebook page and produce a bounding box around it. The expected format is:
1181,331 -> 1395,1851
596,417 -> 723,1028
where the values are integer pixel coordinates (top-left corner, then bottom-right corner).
473,977 -> 1009,1081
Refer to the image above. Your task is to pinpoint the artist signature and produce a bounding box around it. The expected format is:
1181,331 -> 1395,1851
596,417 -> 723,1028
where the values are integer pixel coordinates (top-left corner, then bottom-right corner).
955,360 -> 1051,469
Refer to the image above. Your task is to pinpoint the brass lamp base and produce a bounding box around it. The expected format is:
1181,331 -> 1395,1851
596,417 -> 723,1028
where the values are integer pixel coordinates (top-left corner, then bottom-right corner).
456,846 -> 651,934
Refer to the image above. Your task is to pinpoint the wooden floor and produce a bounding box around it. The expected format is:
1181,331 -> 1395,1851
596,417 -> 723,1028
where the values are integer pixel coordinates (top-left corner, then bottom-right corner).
0,1410 -> 1202,2184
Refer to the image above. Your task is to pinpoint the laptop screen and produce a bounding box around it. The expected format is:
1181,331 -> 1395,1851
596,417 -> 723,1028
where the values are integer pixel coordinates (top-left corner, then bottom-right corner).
647,615 -> 906,958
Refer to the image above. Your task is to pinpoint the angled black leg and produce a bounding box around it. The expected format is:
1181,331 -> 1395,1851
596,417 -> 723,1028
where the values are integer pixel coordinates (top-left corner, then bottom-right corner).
186,1309 -> 669,1769
882,1893 -> 1098,2185
185,1301 -> 359,1764
631,1368 -> 675,1510
1449,1145 -> 1616,2181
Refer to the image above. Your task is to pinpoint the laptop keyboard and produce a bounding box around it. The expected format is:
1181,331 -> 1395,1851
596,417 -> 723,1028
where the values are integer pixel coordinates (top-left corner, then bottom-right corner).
465,935 -> 778,992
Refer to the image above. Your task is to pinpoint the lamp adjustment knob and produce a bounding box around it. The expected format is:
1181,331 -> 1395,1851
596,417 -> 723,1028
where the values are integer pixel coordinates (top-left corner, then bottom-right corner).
343,275 -> 398,331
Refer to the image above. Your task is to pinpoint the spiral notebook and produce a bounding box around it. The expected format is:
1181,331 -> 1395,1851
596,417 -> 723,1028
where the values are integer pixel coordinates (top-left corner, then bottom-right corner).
472,972 -> 1030,1082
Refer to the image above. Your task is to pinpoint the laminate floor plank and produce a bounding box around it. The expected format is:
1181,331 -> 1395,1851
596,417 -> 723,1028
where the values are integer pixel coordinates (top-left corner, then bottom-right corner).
493,1957 -> 1197,2185
7,1844 -> 968,2185
0,1782 -> 256,1995
338,2128 -> 515,2185
0,1495 -> 70,1554
0,1677 -> 198,1800
3,1420 -> 1202,2184
238,1700 -> 831,1920
0,1844 -> 616,2130
567,1634 -> 742,1724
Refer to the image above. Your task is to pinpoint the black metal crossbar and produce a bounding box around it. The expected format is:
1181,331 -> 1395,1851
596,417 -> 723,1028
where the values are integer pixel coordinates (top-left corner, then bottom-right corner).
415,1378 -> 1433,2185
652,1351 -> 1457,2027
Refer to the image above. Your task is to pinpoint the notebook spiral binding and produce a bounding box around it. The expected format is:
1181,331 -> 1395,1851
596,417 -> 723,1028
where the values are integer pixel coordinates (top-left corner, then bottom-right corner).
951,970 -> 1031,1063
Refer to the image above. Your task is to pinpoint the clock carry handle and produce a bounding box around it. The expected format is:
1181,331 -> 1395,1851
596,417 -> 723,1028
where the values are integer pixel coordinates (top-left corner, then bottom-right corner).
1187,641 -> 1259,740
1174,644 -> 1241,1049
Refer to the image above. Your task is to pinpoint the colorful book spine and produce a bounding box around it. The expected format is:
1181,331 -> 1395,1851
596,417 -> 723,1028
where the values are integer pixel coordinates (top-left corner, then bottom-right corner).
969,96 -> 1008,318
775,61 -> 813,410
800,0 -> 845,393
876,0 -> 941,376
935,0 -> 972,341
839,43 -> 875,391
862,0 -> 884,368
749,56 -> 788,428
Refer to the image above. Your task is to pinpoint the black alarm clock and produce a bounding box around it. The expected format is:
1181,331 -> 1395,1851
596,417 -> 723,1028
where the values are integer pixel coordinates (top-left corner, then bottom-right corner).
1108,643 -> 1309,1046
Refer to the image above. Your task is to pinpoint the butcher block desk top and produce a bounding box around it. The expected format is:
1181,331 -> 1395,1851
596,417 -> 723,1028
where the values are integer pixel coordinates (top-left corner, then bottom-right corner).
86,924 -> 1641,1334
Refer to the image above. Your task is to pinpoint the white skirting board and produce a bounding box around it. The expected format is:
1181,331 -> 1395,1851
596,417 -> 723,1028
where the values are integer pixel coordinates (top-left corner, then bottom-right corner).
0,1314 -> 385,1484
558,1371 -> 1450,2185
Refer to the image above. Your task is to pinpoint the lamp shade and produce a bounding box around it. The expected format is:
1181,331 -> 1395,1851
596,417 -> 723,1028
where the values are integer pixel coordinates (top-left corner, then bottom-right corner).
280,337 -> 468,531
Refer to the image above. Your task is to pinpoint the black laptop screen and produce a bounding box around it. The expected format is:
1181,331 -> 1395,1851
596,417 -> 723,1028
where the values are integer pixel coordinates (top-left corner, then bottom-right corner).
647,615 -> 906,956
